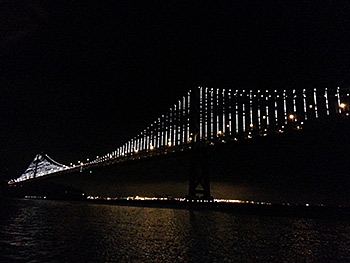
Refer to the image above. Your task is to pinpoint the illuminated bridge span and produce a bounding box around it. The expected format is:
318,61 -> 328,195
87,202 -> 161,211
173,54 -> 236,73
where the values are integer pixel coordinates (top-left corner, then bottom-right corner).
9,86 -> 350,198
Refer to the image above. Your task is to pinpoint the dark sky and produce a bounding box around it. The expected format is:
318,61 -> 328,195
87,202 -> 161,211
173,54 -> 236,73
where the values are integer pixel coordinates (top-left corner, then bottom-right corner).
1,0 -> 350,179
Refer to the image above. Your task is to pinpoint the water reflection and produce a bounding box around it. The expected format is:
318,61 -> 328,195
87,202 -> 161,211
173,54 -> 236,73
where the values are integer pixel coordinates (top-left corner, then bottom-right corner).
0,199 -> 349,262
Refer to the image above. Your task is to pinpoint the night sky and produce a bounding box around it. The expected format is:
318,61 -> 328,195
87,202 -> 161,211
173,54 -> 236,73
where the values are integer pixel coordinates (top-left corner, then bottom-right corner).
1,0 -> 350,180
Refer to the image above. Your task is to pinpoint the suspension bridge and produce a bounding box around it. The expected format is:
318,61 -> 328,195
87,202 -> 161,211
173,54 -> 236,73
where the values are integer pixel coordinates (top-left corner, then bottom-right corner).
8,86 -> 350,200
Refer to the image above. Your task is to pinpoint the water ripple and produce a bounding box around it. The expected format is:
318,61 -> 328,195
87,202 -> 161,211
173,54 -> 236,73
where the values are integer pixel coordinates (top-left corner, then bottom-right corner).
0,199 -> 349,262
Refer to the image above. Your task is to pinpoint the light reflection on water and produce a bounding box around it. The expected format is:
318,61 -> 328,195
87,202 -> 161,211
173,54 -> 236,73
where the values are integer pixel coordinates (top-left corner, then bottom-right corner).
0,199 -> 349,262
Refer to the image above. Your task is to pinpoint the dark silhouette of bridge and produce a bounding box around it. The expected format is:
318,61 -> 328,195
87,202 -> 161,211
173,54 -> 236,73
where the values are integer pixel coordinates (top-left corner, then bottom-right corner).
9,86 -> 350,200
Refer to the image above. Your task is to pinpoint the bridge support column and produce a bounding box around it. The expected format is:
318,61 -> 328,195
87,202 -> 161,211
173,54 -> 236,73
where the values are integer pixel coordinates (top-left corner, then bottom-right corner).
188,146 -> 212,200
187,87 -> 212,200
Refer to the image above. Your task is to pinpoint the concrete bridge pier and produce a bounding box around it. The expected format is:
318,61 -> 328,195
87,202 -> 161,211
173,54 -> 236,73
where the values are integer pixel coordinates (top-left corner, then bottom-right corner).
188,145 -> 212,200
187,87 -> 212,200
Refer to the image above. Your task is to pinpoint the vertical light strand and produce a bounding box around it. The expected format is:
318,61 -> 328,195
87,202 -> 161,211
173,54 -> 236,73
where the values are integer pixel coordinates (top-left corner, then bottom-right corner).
274,90 -> 278,127
157,118 -> 161,148
313,88 -> 318,118
325,88 -> 330,115
150,125 -> 154,149
155,122 -> 158,148
177,100 -> 181,146
283,90 -> 287,125
293,89 -> 297,113
216,88 -> 219,135
153,123 -> 157,149
165,113 -> 168,146
159,117 -> 162,148
257,90 -> 261,130
147,127 -> 150,151
150,124 -> 153,150
337,87 -> 341,113
265,90 -> 269,129
140,134 -> 143,151
235,93 -> 239,134
228,90 -> 232,135
204,88 -> 208,139
222,89 -> 226,134
249,90 -> 253,128
211,89 -> 214,139
169,108 -> 173,146
242,102 -> 246,133
152,122 -> 155,149
177,101 -> 180,145
173,104 -> 177,146
199,87 -> 203,140
138,134 -> 142,151
303,89 -> 307,120
149,126 -> 153,150
187,91 -> 190,142
161,115 -> 165,147
182,96 -> 186,144
141,131 -> 144,151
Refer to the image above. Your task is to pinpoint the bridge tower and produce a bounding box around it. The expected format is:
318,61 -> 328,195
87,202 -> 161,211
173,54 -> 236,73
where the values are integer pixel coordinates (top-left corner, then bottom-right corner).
33,155 -> 40,179
188,88 -> 212,200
